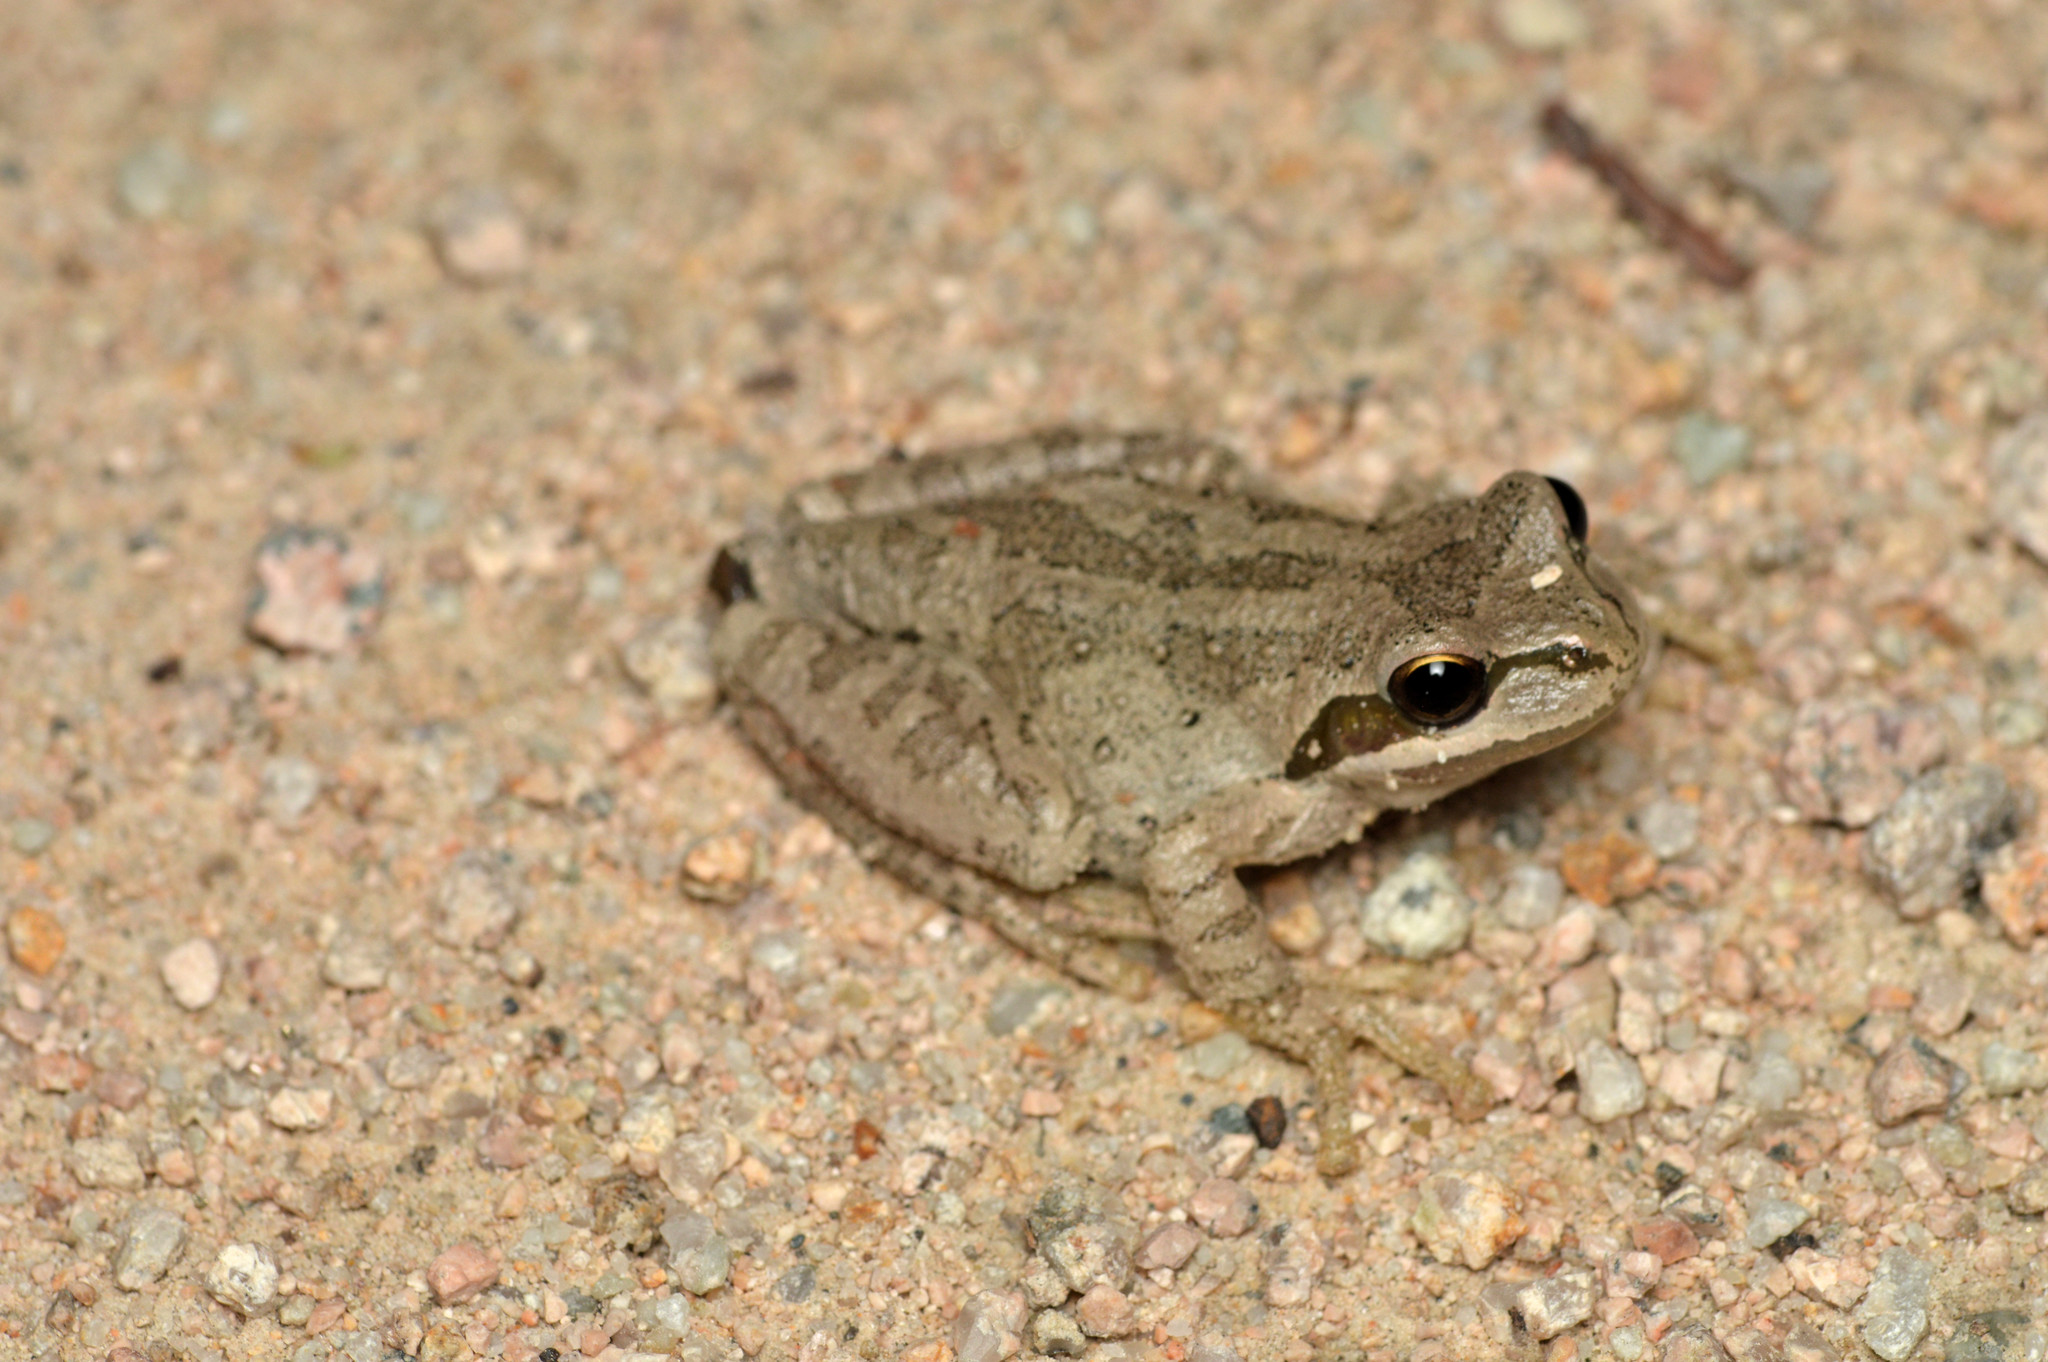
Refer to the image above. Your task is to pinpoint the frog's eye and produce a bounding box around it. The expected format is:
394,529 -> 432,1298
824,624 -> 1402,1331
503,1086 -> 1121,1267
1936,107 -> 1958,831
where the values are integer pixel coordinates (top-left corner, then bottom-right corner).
1544,477 -> 1588,543
1388,653 -> 1487,727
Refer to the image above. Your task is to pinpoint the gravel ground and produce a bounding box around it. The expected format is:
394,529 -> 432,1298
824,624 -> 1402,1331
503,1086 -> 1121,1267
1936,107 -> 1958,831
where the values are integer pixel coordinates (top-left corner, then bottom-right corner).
4,2 -> 2048,1360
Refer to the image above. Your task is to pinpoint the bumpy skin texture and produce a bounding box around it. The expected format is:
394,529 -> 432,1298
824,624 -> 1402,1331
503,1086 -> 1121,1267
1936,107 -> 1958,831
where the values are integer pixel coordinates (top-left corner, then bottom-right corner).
710,429 -> 1646,1174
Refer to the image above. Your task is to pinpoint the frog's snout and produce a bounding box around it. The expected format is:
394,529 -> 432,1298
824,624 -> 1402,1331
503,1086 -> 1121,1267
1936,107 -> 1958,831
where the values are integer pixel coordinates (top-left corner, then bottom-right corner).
709,545 -> 757,606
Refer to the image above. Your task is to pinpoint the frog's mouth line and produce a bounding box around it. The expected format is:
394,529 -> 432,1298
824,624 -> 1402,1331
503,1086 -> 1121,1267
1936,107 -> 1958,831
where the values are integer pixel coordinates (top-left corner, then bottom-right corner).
1282,641 -> 1621,780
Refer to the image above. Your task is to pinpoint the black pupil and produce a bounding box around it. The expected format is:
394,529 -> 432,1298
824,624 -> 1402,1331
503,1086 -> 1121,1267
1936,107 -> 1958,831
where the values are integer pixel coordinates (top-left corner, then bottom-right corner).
1397,658 -> 1482,723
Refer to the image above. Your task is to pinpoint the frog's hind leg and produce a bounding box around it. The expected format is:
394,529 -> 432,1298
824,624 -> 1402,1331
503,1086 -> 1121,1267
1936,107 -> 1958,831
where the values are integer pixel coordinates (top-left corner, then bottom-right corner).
713,601 -> 1149,997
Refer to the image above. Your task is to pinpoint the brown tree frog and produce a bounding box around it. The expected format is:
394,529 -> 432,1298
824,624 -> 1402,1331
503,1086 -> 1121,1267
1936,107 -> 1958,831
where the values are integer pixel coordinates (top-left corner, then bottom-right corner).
709,430 -> 1647,1174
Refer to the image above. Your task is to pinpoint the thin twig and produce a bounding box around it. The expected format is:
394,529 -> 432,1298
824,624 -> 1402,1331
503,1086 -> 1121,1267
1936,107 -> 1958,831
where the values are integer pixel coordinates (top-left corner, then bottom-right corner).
1539,100 -> 1753,290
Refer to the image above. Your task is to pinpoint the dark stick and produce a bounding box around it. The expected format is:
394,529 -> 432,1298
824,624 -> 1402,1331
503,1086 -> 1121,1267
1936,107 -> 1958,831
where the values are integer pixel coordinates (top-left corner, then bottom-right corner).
1539,100 -> 1753,290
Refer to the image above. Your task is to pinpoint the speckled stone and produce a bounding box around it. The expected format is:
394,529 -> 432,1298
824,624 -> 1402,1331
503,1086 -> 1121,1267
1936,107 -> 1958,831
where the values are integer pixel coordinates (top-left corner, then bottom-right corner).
1857,1247 -> 1932,1362
113,1205 -> 188,1290
1513,1268 -> 1595,1340
1868,1036 -> 1965,1125
69,1137 -> 145,1190
1358,852 -> 1473,959
1186,1178 -> 1256,1238
1863,764 -> 2023,919
206,1242 -> 281,1316
1412,1170 -> 1524,1270
1136,1222 -> 1202,1272
952,1291 -> 1026,1362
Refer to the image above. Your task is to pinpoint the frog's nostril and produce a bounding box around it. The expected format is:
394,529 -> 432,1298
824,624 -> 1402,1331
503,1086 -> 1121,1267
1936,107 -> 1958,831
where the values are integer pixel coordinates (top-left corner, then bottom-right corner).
709,547 -> 756,605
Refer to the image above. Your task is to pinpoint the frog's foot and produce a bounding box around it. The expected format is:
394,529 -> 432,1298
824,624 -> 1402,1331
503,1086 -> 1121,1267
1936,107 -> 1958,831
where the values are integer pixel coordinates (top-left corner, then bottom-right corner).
1226,984 -> 1491,1177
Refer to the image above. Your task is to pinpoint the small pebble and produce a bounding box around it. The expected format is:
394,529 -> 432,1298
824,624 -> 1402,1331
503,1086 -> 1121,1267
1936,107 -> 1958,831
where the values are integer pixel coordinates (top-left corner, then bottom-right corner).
429,189 -> 532,284
1858,1247 -> 1933,1362
266,1087 -> 334,1131
497,944 -> 544,986
1513,1267 -> 1595,1340
245,526 -> 385,654
1634,798 -> 1700,859
1988,698 -> 2048,749
1661,1324 -> 1735,1362
69,1137 -> 146,1190
1558,831 -> 1658,907
1357,851 -> 1473,959
1136,1222 -> 1202,1272
1656,1047 -> 1726,1110
1863,764 -> 2022,919
114,140 -> 201,220
1575,1039 -> 1647,1123
384,1045 -> 445,1090
1020,1258 -> 1069,1309
433,851 -> 525,949
159,938 -> 224,1010
1912,971 -> 1973,1037
678,828 -> 765,903
952,1291 -> 1027,1362
1495,864 -> 1564,930
2007,1164 -> 2048,1215
1186,1178 -> 1257,1238
1073,1283 -> 1137,1338
621,613 -> 720,723
1988,411 -> 2048,567
259,756 -> 323,825
1979,1040 -> 2047,1097
1244,1095 -> 1287,1149
320,933 -> 390,991
6,906 -> 65,974
1494,0 -> 1588,51
1183,1031 -> 1252,1081
1869,1036 -> 1965,1126
1670,412 -> 1752,488
1262,1218 -> 1326,1307
1031,1183 -> 1134,1293
1945,1312 -> 2043,1362
113,1205 -> 188,1290
987,979 -> 1069,1036
1777,696 -> 1948,828
1744,1197 -> 1812,1250
1207,1132 -> 1258,1180
1743,1052 -> 1805,1111
1412,1170 -> 1524,1270
1984,842 -> 2048,945
662,1212 -> 732,1294
1027,1308 -> 1088,1357
426,1241 -> 499,1305
206,1242 -> 282,1316
10,817 -> 54,855
1630,1215 -> 1700,1265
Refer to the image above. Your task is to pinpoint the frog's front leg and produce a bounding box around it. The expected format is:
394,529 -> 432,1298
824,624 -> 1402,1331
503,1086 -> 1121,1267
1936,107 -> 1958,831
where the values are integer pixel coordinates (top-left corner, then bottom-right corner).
1143,785 -> 1492,1176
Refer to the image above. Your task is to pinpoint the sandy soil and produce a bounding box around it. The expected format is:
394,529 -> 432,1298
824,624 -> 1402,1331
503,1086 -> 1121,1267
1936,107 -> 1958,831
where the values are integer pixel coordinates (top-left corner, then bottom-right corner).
5,2 -> 2048,1360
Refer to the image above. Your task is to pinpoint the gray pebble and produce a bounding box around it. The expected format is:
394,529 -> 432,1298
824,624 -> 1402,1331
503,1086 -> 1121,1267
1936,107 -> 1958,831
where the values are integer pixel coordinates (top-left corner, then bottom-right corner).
621,613 -> 719,723
207,1241 -> 282,1316
987,979 -> 1068,1036
115,140 -> 201,220
1019,1257 -> 1069,1308
260,756 -> 324,826
774,1263 -> 815,1303
114,1205 -> 188,1290
277,1294 -> 314,1328
1029,1182 -> 1134,1293
1670,412 -> 1752,488
382,1046 -> 444,1090
1742,1052 -> 1805,1112
1495,864 -> 1564,930
320,933 -> 391,992
661,1212 -> 732,1295
1513,1267 -> 1596,1340
10,818 -> 54,855
1182,1031 -> 1252,1081
69,1137 -> 145,1191
1027,1308 -> 1088,1357
1725,158 -> 1836,236
1989,411 -> 2048,568
1575,1039 -> 1647,1124
433,850 -> 525,949
1979,1041 -> 2047,1097
1188,1342 -> 1245,1362
2007,1164 -> 2048,1216
1634,799 -> 1700,860
952,1291 -> 1027,1362
1744,1197 -> 1811,1250
1863,764 -> 2023,919
1358,852 -> 1473,959
1988,699 -> 2048,750
1857,1247 -> 1932,1362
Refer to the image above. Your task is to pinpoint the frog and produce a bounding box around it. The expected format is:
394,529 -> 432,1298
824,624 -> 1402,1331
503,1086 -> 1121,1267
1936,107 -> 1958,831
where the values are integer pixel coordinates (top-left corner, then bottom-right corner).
707,428 -> 1648,1175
